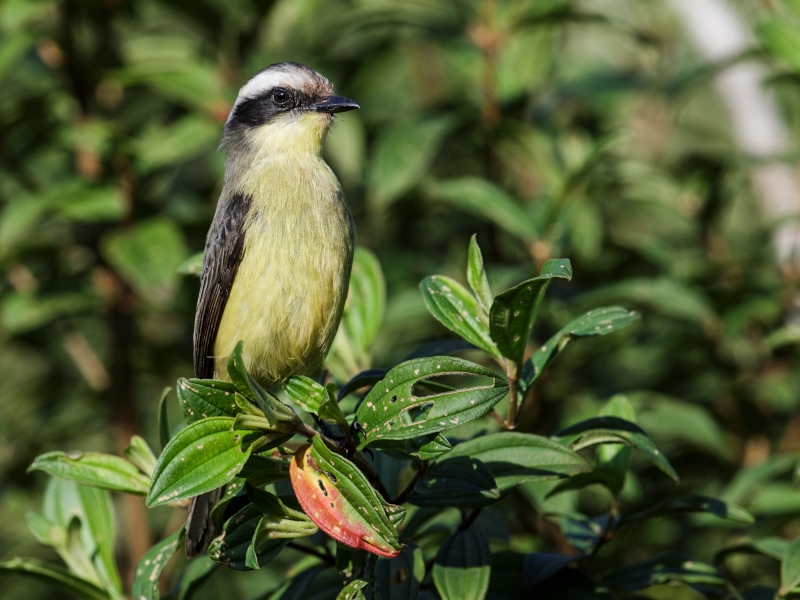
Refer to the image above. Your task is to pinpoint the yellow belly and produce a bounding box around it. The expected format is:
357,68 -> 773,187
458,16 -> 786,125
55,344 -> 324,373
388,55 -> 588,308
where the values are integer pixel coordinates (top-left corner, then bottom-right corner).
213,152 -> 354,387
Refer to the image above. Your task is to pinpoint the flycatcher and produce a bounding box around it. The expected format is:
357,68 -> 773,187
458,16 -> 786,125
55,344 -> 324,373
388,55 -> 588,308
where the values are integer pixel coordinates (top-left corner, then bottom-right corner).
187,63 -> 358,556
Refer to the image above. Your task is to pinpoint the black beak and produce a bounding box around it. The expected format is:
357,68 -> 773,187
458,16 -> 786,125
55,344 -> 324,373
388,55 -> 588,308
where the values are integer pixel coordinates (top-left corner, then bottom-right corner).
310,95 -> 360,114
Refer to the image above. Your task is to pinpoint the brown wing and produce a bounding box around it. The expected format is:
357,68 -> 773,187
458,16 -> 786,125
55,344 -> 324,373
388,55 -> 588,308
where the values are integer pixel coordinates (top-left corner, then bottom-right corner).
193,191 -> 252,379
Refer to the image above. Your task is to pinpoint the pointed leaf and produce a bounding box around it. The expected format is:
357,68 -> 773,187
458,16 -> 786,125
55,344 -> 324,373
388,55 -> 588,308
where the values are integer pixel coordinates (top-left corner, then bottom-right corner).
523,552 -> 581,587
489,259 -> 572,365
433,529 -> 491,600
552,416 -> 679,484
239,455 -> 292,487
601,553 -> 733,594
124,435 -> 157,477
355,357 -> 508,448
227,342 -> 299,430
445,432 -> 591,491
290,437 -> 404,558
522,307 -> 640,389
177,378 -> 243,424
420,275 -> 499,357
410,456 -> 500,508
0,557 -> 110,600
131,529 -> 183,600
147,417 -> 262,507
467,235 -> 493,313
29,451 -> 150,495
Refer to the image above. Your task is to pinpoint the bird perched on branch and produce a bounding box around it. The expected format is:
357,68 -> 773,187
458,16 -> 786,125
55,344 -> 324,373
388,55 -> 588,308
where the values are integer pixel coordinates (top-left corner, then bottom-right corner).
187,63 -> 358,556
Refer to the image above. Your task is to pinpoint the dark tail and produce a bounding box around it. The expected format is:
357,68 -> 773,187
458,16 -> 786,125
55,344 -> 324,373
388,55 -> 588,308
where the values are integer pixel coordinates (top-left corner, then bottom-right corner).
185,487 -> 224,557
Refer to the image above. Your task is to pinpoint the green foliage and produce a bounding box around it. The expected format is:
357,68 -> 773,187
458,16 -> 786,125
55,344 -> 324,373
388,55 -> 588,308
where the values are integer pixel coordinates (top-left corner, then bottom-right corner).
4,1 -> 800,599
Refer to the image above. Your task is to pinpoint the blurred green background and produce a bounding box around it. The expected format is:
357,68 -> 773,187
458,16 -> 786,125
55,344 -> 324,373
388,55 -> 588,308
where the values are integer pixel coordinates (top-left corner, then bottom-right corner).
3,0 -> 800,597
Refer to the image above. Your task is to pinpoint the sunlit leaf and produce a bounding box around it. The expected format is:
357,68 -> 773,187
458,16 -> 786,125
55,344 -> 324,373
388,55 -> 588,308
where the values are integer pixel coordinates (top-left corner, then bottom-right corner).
177,378 -> 243,424
552,416 -> 679,484
147,417 -> 262,507
124,435 -> 157,478
467,235 -> 493,314
29,451 -> 150,495
355,357 -> 508,447
420,275 -> 499,357
522,307 -> 640,389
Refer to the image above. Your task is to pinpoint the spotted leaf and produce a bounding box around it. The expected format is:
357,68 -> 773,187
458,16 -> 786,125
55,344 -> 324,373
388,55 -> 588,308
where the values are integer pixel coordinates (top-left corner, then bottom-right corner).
176,377 -> 242,424
355,357 -> 507,448
489,259 -> 572,366
146,417 -> 262,507
290,437 -> 404,558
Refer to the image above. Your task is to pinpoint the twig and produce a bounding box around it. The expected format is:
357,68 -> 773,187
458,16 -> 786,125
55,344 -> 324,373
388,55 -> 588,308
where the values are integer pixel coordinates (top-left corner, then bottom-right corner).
392,459 -> 426,505
459,508 -> 482,531
503,360 -> 520,430
287,541 -> 335,566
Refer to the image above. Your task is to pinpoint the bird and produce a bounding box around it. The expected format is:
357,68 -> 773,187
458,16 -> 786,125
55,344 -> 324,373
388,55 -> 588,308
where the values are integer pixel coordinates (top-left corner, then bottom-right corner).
186,62 -> 358,557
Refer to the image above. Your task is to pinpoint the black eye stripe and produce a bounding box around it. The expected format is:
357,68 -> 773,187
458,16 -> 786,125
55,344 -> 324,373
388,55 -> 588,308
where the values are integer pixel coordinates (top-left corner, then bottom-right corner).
226,88 -> 324,130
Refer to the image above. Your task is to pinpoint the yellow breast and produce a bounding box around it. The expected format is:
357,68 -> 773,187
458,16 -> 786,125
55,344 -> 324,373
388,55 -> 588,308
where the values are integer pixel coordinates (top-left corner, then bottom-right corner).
213,114 -> 354,387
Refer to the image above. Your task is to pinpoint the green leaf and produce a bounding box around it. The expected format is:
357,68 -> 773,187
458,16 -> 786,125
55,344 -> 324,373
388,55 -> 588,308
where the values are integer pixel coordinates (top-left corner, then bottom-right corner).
552,416 -> 679,484
328,248 -> 387,380
29,451 -> 150,495
367,116 -> 454,207
424,177 -> 538,244
291,437 -> 404,557
445,432 -> 591,491
0,557 -> 110,600
783,536 -> 800,594
226,342 -> 300,430
420,275 -> 499,357
336,579 -> 369,600
246,485 -> 318,540
147,417 -> 261,507
355,357 -> 508,448
546,467 -> 626,499
100,217 -> 188,306
374,432 -> 453,462
601,553 -> 733,594
208,504 -> 287,570
715,538 -> 788,563
159,387 -> 172,451
177,378 -> 243,424
177,251 -> 204,277
433,529 -> 491,600
522,307 -> 640,389
239,455 -> 292,487
284,375 -> 328,413
169,556 -> 218,600
376,544 -> 425,600
489,259 -> 572,365
467,235 -> 493,314
131,529 -> 183,600
124,435 -> 157,477
596,395 -> 635,493
410,456 -> 500,508
41,479 -> 122,597
624,495 -> 754,525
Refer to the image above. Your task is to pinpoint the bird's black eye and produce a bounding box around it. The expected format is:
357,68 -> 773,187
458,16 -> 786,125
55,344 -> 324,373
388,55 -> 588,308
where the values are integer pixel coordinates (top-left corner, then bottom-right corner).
272,88 -> 290,105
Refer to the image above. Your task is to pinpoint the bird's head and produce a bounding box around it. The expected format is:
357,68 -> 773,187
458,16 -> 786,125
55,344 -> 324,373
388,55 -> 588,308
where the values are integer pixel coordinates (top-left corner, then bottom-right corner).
223,63 -> 358,157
